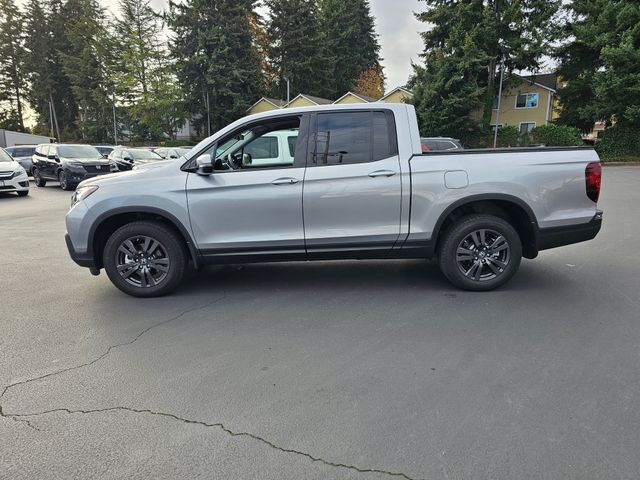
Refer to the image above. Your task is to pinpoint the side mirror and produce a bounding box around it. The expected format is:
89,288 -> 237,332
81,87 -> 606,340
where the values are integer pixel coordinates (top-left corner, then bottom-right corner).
48,154 -> 59,161
242,153 -> 252,166
123,156 -> 132,162
196,154 -> 213,175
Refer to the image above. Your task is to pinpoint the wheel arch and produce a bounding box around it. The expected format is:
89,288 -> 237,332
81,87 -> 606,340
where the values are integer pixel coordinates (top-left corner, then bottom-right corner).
89,207 -> 200,269
432,194 -> 539,259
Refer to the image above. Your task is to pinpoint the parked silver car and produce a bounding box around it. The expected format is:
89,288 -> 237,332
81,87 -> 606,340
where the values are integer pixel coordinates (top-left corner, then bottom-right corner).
65,104 -> 602,297
4,145 -> 35,174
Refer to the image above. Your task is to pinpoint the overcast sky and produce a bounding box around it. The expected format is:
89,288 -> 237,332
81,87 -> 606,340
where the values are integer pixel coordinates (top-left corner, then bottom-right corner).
100,0 -> 426,90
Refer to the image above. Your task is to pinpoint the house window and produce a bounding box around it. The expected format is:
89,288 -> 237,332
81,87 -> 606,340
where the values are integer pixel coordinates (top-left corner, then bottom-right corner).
519,122 -> 536,134
493,96 -> 499,110
516,93 -> 538,108
490,124 -> 503,132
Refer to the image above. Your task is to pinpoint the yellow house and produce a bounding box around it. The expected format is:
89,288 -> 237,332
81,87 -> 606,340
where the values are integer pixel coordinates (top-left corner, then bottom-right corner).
333,91 -> 377,104
491,73 -> 559,134
286,94 -> 333,108
246,97 -> 287,115
246,87 -> 415,115
379,87 -> 414,104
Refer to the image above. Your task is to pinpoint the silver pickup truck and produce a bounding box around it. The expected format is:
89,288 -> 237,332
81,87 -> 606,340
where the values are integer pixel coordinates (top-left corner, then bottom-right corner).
65,104 -> 603,297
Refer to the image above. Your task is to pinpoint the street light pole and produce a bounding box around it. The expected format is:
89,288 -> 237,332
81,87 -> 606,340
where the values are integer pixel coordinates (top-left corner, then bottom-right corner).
284,77 -> 290,103
493,55 -> 505,149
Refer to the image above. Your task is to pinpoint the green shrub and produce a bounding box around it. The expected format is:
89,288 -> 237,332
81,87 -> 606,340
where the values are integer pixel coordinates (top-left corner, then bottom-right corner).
495,125 -> 520,147
530,124 -> 583,146
596,125 -> 640,161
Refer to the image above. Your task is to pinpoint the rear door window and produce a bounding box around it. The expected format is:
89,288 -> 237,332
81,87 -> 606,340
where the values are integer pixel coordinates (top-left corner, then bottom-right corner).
314,112 -> 372,165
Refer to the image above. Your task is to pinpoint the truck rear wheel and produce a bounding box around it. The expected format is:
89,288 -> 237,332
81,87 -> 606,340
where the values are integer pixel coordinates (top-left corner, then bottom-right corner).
103,221 -> 187,297
438,214 -> 522,291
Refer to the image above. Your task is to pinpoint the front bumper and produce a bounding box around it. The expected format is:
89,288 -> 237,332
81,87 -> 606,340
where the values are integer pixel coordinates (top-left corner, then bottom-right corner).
0,173 -> 29,193
65,233 -> 98,269
537,210 -> 603,251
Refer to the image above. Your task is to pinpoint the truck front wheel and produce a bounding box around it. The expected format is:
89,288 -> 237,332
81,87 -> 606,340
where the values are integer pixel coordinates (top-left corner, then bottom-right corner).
103,221 -> 187,297
438,214 -> 522,291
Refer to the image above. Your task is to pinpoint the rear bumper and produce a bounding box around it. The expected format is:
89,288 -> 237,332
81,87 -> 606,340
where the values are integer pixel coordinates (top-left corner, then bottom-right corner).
537,211 -> 603,251
65,233 -> 97,269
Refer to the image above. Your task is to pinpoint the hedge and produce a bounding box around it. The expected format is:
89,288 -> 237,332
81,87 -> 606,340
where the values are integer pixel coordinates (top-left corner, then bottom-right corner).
596,125 -> 640,162
530,124 -> 583,146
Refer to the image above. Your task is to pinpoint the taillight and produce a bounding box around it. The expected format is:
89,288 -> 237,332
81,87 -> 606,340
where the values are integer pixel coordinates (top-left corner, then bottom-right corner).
421,144 -> 430,153
585,162 -> 602,203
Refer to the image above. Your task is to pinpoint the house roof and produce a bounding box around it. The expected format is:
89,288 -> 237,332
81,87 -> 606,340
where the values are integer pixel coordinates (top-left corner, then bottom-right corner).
290,94 -> 333,105
379,87 -> 414,101
515,73 -> 557,92
333,91 -> 378,103
247,97 -> 287,111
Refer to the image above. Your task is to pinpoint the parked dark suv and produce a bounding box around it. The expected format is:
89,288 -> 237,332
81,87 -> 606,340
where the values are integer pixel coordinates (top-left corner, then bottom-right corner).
107,147 -> 163,171
32,144 -> 117,190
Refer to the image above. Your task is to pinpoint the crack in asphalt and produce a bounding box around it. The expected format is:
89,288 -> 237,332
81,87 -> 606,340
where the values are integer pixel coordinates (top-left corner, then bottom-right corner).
0,294 -> 421,480
6,406 -> 420,480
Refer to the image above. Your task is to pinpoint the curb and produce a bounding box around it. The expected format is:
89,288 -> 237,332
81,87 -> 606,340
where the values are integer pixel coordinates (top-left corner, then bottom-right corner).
602,162 -> 640,167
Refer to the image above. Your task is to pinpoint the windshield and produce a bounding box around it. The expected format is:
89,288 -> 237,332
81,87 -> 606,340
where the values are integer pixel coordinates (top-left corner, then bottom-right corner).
129,150 -> 162,160
0,148 -> 13,162
58,145 -> 102,159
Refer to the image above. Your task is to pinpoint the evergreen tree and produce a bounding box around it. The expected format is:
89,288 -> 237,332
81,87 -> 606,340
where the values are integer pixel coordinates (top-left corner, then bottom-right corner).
556,0 -> 640,130
0,0 -> 27,131
23,0 -> 81,138
59,0 -> 116,141
412,0 -> 560,138
114,0 -> 185,141
168,0 -> 264,134
265,0 -> 333,99
319,0 -> 382,98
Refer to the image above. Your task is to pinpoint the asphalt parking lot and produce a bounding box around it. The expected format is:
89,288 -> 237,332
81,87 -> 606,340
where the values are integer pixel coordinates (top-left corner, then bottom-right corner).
1,167 -> 639,480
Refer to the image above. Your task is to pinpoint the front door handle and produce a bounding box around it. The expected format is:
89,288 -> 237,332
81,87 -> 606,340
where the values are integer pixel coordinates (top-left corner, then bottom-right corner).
272,177 -> 299,185
368,169 -> 397,178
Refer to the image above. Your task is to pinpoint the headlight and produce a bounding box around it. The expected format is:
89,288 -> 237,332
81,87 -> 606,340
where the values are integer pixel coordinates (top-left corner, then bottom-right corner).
71,185 -> 99,207
15,166 -> 26,177
109,161 -> 118,172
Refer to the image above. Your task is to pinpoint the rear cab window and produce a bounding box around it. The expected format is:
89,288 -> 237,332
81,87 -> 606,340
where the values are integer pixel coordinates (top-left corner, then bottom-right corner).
311,110 -> 397,166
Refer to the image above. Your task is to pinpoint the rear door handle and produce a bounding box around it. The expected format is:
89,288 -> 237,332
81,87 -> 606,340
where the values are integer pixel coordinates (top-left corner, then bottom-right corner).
272,177 -> 299,185
368,169 -> 397,178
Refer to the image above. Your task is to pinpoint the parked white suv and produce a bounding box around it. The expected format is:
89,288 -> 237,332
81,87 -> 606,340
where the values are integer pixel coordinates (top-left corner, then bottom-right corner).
0,147 -> 29,197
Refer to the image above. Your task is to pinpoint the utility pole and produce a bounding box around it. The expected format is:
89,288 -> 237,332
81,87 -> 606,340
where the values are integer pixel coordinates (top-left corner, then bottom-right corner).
493,55 -> 505,149
112,92 -> 118,145
49,93 -> 60,140
48,100 -> 55,138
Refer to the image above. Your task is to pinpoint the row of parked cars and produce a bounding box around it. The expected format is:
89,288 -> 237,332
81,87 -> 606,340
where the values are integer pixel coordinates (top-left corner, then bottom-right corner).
1,136 -> 459,197
0,144 -> 193,195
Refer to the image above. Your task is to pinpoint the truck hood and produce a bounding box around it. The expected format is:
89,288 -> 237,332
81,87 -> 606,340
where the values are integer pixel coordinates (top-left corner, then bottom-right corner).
77,158 -> 175,188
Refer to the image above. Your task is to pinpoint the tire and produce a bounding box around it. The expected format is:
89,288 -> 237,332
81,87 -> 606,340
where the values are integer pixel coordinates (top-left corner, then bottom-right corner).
58,170 -> 73,191
438,214 -> 522,291
103,221 -> 187,297
17,190 -> 29,197
33,168 -> 46,187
